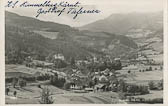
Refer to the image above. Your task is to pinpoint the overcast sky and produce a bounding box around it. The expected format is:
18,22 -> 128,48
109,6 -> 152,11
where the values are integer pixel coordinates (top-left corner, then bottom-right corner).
6,0 -> 163,27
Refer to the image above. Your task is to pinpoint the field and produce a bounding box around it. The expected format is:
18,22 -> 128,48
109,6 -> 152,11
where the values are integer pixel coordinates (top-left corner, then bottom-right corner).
5,65 -> 115,104
33,30 -> 59,39
5,64 -> 54,78
5,64 -> 163,104
5,83 -> 125,104
117,64 -> 163,84
116,64 -> 163,102
5,64 -> 127,104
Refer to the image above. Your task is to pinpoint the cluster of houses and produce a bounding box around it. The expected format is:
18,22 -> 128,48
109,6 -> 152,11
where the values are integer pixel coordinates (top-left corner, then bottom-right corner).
69,68 -> 119,92
20,53 -> 157,95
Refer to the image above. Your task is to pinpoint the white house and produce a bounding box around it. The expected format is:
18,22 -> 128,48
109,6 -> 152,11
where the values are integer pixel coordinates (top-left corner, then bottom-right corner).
54,54 -> 65,60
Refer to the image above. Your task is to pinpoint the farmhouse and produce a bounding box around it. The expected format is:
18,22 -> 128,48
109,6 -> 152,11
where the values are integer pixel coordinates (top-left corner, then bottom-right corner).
54,53 -> 65,60
94,84 -> 107,92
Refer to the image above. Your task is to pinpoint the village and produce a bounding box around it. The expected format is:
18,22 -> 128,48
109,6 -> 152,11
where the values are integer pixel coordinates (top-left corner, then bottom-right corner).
5,48 -> 163,104
4,5 -> 164,104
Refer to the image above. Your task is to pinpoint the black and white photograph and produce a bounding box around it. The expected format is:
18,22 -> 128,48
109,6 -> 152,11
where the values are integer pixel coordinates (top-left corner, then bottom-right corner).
1,0 -> 167,104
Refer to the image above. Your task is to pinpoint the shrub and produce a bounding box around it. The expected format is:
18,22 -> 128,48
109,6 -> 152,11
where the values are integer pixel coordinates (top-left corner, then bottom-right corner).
18,79 -> 27,88
139,85 -> 149,94
12,78 -> 18,88
22,76 -> 36,82
157,79 -> 163,90
36,75 -> 46,81
39,87 -> 54,104
64,82 -> 71,90
148,81 -> 156,90
149,66 -> 152,71
38,84 -> 42,88
125,84 -> 149,95
50,75 -> 66,88
5,88 -> 10,95
5,78 -> 13,83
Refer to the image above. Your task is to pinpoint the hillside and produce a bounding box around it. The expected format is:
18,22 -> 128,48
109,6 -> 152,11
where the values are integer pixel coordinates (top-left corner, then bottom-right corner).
5,25 -> 94,62
80,12 -> 163,35
5,11 -> 138,64
5,11 -> 72,32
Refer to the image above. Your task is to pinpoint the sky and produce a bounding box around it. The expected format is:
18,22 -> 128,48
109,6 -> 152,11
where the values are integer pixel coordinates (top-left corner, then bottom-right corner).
5,0 -> 163,27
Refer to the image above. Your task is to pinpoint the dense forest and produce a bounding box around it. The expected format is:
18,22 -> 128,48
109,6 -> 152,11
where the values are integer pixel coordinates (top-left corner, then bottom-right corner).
5,11 -> 138,64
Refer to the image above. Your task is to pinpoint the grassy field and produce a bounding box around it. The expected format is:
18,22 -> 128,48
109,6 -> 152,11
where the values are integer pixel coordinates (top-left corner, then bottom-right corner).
133,90 -> 163,100
5,83 -> 124,104
33,30 -> 59,39
5,64 -> 163,104
5,64 -> 54,78
5,64 -> 122,104
117,64 -> 163,85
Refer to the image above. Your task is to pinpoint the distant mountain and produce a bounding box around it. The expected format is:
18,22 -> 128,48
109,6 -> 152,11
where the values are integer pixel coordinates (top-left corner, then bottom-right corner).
5,11 -> 138,64
80,12 -> 163,35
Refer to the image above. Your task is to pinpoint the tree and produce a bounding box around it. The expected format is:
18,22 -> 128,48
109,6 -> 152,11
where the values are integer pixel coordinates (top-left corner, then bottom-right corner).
148,81 -> 155,90
70,57 -> 76,66
64,82 -> 71,90
12,78 -> 18,88
54,59 -> 67,69
18,79 -> 27,88
38,84 -> 42,89
149,66 -> 152,71
5,88 -> 10,95
13,91 -> 17,97
93,77 -> 98,85
117,79 -> 126,92
112,60 -> 122,70
50,74 -> 66,88
39,87 -> 54,104
88,81 -> 94,88
157,79 -> 163,90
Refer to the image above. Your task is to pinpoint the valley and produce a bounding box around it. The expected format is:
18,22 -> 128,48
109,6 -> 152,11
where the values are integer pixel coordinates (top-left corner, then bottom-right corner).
5,11 -> 163,104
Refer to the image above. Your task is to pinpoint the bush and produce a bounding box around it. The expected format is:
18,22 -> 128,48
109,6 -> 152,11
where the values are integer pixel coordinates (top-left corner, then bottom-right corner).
12,78 -> 18,88
50,75 -> 66,88
5,78 -> 13,83
157,79 -> 163,90
38,84 -> 42,88
149,67 -> 152,71
148,81 -> 156,90
18,79 -> 27,88
22,76 -> 36,82
39,87 -> 54,104
139,85 -> 149,94
5,88 -> 10,95
37,75 -> 46,81
125,84 -> 149,95
64,82 -> 71,90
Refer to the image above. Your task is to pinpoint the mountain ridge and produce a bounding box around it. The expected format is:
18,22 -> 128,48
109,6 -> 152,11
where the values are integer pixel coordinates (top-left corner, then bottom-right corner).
79,12 -> 163,35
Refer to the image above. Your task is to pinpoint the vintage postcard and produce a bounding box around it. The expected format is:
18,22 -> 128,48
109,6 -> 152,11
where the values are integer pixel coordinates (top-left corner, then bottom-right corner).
0,0 -> 168,105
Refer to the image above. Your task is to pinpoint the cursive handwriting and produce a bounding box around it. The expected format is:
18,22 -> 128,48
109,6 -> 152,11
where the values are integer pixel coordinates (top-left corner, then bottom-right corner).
5,0 -> 19,8
5,1 -> 101,19
67,7 -> 100,19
